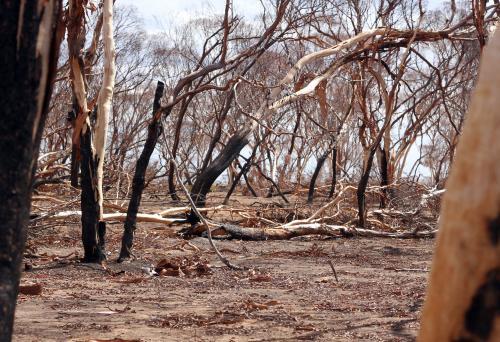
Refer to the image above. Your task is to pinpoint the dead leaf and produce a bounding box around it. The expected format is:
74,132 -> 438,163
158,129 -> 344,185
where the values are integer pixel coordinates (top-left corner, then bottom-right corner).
249,273 -> 272,282
314,276 -> 334,283
19,283 -> 42,295
114,277 -> 144,284
159,268 -> 184,277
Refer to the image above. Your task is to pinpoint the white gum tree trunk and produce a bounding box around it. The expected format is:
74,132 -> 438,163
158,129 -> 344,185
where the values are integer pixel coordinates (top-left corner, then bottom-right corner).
419,29 -> 500,341
94,0 -> 116,220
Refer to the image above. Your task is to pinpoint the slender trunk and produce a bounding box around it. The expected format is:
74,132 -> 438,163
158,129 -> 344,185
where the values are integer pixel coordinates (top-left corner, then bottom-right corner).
224,140 -> 263,203
224,161 -> 251,205
307,151 -> 329,203
357,148 -> 377,228
200,91 -> 235,172
257,163 -> 290,204
0,1 -> 61,339
190,126 -> 252,207
243,172 -> 258,197
280,107 -> 301,183
119,81 -> 165,261
377,145 -> 389,208
168,96 -> 191,201
328,147 -> 338,198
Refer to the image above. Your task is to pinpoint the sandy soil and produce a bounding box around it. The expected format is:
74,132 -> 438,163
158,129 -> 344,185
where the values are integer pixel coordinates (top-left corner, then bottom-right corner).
14,216 -> 434,342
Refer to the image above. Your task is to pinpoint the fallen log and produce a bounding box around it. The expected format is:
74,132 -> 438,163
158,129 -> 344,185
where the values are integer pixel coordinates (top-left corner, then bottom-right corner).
212,223 -> 436,240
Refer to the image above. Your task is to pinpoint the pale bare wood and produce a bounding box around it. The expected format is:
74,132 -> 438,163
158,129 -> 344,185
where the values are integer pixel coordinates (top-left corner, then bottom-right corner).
94,0 -> 116,220
419,29 -> 500,341
51,211 -> 185,225
158,205 -> 225,217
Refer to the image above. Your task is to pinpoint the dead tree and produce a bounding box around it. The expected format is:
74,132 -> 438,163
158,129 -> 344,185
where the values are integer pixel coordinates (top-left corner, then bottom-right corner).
0,1 -> 62,340
419,26 -> 500,341
118,0 -> 292,259
118,81 -> 165,261
66,0 -> 116,262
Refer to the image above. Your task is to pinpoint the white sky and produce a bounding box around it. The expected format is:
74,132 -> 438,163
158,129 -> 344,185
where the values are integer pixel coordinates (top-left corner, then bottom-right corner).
119,0 -> 446,32
118,0 -> 263,31
116,0 -> 447,179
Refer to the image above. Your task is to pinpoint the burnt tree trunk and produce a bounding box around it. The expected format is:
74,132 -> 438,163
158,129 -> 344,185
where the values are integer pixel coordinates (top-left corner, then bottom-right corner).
377,145 -> 389,208
0,1 -> 61,340
80,126 -> 106,262
328,147 -> 338,198
307,151 -> 329,204
119,81 -> 165,261
191,126 -> 252,207
357,148 -> 378,228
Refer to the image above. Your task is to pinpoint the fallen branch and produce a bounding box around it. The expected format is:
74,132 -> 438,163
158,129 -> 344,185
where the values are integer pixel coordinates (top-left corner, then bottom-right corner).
214,223 -> 436,240
42,211 -> 186,225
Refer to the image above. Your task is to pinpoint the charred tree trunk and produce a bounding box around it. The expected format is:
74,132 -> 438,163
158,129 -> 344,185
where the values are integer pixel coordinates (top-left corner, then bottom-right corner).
80,126 -> 105,262
307,151 -> 329,204
377,145 -> 389,208
357,148 -> 377,228
191,126 -> 252,207
0,1 -> 61,340
119,81 -> 165,261
328,147 -> 338,198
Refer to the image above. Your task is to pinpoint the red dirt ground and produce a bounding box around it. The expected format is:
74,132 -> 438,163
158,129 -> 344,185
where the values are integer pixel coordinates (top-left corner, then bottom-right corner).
14,216 -> 434,341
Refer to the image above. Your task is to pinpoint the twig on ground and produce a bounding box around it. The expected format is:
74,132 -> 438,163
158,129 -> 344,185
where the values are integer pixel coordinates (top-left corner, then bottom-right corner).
328,260 -> 339,282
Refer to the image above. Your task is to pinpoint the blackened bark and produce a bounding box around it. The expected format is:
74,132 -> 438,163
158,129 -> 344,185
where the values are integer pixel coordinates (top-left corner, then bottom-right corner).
357,148 -> 378,228
70,145 -> 80,187
223,139 -> 262,205
119,81 -> 165,261
68,101 -> 80,187
307,151 -> 329,204
328,147 -> 338,198
191,126 -> 252,207
0,1 -> 61,340
377,146 -> 389,208
80,127 -> 105,262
